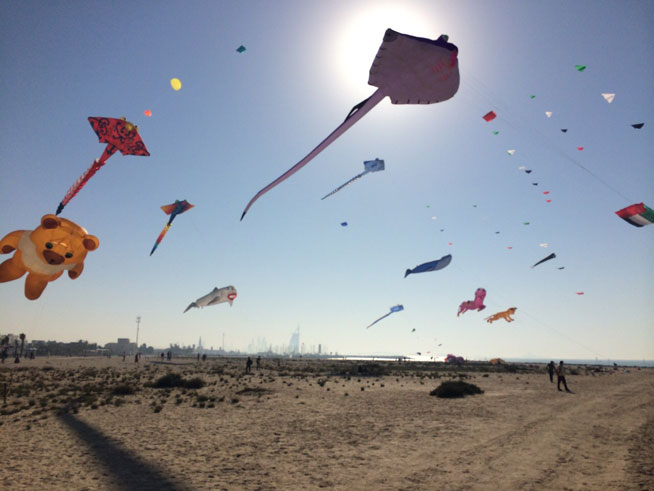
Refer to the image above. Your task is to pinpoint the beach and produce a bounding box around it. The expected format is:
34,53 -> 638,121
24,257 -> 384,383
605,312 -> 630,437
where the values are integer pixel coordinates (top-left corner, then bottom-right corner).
1,357 -> 652,490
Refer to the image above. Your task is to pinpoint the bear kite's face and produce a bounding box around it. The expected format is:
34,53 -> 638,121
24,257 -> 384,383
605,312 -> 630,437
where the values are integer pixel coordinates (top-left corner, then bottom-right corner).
30,215 -> 99,266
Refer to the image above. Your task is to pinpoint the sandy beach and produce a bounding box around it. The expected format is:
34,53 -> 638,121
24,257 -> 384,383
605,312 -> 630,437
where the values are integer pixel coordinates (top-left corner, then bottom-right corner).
1,356 -> 652,490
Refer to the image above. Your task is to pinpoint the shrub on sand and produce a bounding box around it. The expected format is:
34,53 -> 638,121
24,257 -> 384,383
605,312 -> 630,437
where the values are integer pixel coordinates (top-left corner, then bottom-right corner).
149,373 -> 206,389
430,381 -> 484,398
111,383 -> 137,396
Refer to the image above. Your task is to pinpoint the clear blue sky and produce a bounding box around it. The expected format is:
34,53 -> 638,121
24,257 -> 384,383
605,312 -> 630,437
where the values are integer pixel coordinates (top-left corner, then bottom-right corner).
1,0 -> 652,360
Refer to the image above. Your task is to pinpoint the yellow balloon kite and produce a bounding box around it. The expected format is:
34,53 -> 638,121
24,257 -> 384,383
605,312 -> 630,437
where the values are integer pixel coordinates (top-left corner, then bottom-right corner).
170,78 -> 182,91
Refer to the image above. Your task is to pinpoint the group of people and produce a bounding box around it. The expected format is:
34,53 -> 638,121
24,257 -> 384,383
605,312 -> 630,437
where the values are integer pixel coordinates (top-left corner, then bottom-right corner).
245,356 -> 261,373
548,360 -> 572,392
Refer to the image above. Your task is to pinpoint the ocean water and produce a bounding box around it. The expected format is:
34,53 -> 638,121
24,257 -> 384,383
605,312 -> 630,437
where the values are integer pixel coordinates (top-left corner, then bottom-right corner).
331,355 -> 654,367
504,358 -> 654,368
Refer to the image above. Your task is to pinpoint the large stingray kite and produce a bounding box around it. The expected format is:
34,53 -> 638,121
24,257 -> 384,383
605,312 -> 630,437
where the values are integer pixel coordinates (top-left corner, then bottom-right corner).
150,200 -> 194,255
366,304 -> 404,329
56,117 -> 150,215
240,28 -> 459,219
184,285 -> 237,313
321,158 -> 385,200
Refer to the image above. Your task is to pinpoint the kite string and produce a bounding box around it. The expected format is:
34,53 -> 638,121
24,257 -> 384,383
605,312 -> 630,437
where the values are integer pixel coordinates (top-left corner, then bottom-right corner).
450,263 -> 606,359
460,73 -> 635,203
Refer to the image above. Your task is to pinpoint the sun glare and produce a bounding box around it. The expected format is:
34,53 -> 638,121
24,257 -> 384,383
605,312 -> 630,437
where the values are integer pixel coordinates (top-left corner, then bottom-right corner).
334,2 -> 443,97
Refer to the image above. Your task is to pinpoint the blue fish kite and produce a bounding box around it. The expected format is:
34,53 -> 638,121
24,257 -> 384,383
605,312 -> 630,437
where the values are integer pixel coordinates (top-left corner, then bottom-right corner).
404,254 -> 452,278
366,304 -> 404,329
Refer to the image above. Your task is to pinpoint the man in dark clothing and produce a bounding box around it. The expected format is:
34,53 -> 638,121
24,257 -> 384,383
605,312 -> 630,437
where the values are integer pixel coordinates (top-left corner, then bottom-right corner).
547,361 -> 555,383
556,361 -> 572,392
245,356 -> 253,373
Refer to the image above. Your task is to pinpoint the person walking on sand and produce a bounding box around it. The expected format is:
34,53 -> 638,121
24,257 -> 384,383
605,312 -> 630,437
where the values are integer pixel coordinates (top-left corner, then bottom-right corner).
256,355 -> 261,370
245,356 -> 253,373
547,361 -> 555,383
556,360 -> 572,392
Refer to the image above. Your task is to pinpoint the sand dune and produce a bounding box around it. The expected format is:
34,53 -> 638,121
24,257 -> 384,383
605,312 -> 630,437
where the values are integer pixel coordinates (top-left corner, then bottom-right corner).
1,357 -> 652,490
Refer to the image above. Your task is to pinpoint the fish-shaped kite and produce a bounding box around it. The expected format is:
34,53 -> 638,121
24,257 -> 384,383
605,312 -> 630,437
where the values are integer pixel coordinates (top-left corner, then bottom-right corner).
532,252 -> 556,268
57,117 -> 149,215
366,304 -> 404,329
150,200 -> 194,255
321,158 -> 385,199
184,285 -> 237,313
404,254 -> 452,278
240,29 -> 459,219
457,288 -> 486,316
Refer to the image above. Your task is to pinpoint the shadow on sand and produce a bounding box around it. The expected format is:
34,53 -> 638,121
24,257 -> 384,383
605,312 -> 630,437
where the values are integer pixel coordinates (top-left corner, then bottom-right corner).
58,412 -> 190,490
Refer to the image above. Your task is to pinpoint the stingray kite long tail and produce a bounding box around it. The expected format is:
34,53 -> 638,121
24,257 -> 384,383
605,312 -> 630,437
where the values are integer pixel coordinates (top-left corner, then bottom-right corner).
240,88 -> 387,220
321,171 -> 368,200
56,159 -> 105,215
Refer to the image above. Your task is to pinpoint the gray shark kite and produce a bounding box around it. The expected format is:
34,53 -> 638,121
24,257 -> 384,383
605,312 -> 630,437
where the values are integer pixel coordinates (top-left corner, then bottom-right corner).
184,285 -> 237,313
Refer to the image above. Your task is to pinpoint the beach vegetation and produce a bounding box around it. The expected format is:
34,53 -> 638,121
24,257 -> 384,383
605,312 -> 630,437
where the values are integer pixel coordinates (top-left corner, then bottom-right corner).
148,373 -> 206,389
111,383 -> 137,396
430,381 -> 484,398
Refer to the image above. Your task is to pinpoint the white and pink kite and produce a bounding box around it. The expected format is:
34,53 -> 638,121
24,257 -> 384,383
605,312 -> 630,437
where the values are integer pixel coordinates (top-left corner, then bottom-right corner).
241,29 -> 460,219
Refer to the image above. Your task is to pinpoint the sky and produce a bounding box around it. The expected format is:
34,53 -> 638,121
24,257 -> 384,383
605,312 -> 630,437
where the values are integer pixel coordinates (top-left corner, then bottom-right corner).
1,0 -> 652,360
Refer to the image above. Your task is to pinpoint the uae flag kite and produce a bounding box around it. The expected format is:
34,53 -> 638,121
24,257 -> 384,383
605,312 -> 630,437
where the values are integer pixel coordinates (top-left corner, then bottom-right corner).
615,203 -> 654,227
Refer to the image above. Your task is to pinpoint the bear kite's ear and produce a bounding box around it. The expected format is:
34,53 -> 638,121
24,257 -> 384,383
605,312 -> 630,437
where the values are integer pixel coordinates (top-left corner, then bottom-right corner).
82,235 -> 99,251
41,214 -> 60,229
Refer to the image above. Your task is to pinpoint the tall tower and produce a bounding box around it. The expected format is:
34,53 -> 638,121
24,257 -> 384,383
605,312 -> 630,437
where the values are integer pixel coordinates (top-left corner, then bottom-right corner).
197,336 -> 203,353
287,327 -> 300,354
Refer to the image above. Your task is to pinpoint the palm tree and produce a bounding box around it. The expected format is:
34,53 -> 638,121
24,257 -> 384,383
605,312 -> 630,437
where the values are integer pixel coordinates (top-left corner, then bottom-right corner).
19,333 -> 26,358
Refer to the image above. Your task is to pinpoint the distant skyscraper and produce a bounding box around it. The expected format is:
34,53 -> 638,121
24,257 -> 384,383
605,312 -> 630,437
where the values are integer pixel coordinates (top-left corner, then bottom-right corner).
197,336 -> 203,353
288,327 -> 300,354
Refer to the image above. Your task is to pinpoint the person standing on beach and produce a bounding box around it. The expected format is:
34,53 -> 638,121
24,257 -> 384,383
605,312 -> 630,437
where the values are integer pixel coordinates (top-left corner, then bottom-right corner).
245,356 -> 253,373
556,361 -> 572,392
256,356 -> 261,370
547,361 -> 555,383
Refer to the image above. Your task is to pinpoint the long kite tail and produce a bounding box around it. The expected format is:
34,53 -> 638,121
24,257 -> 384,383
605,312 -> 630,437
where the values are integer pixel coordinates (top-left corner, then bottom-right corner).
56,159 -> 105,215
366,311 -> 392,329
150,223 -> 171,255
321,171 -> 368,200
240,88 -> 387,220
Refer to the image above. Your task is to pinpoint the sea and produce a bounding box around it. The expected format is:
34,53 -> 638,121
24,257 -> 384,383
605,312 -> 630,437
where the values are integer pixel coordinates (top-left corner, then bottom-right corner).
330,355 -> 654,367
